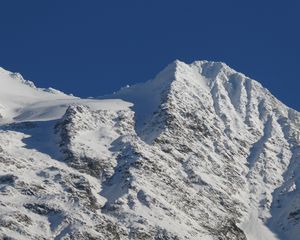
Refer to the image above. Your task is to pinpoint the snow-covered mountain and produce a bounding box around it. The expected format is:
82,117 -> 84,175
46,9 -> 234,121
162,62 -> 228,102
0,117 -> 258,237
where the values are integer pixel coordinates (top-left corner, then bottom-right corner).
0,61 -> 299,240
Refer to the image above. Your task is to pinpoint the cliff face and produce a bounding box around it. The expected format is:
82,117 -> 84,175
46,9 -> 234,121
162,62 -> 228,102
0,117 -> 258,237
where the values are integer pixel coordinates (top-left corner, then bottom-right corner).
0,61 -> 299,239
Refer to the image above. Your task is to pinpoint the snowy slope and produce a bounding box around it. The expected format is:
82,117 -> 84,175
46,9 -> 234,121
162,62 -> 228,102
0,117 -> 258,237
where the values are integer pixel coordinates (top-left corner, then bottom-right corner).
0,67 -> 131,123
0,62 -> 300,240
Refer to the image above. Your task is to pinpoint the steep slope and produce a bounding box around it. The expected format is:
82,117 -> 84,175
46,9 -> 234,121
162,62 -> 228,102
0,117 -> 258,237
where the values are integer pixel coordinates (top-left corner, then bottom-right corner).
0,62 -> 300,240
105,60 -> 300,239
0,68 -> 134,239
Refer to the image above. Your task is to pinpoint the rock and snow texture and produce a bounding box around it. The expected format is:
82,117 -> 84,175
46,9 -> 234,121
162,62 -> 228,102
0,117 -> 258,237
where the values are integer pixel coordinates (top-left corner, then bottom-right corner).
0,61 -> 300,240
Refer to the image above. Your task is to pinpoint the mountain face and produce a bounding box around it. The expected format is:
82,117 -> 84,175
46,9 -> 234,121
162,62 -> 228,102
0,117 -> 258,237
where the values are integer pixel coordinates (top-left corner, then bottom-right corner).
0,61 -> 299,240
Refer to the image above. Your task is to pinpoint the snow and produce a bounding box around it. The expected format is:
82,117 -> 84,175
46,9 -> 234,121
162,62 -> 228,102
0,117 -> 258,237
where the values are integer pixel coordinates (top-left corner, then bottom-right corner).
0,67 -> 132,124
102,60 -> 181,133
240,210 -> 279,240
1,61 -> 300,239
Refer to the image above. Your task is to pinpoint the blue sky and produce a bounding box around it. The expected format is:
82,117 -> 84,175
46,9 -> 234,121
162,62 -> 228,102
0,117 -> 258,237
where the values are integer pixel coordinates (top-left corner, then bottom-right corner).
0,1 -> 299,110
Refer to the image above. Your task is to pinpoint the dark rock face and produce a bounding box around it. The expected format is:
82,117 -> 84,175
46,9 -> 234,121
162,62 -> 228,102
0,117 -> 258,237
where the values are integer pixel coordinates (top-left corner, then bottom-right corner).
23,203 -> 59,215
0,174 -> 17,186
55,105 -> 135,180
216,219 -> 247,240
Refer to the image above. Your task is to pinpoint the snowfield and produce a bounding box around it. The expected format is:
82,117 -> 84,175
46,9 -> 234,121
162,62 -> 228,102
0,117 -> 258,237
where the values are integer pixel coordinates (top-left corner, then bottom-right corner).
0,61 -> 300,240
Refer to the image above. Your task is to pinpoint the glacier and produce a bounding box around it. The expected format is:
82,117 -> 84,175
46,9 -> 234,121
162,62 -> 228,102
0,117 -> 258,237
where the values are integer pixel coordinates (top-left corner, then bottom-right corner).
0,60 -> 300,239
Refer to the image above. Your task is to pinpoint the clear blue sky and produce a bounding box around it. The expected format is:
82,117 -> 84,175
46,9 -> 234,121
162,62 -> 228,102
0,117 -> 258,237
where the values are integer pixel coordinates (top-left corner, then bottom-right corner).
0,1 -> 299,110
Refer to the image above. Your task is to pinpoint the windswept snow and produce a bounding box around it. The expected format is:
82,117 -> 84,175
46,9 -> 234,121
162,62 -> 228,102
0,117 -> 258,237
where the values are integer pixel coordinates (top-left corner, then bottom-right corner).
0,61 -> 300,239
0,67 -> 132,123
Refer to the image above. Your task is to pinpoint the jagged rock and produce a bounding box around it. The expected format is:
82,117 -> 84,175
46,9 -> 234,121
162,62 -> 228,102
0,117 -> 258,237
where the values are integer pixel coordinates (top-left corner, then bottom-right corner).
0,174 -> 17,186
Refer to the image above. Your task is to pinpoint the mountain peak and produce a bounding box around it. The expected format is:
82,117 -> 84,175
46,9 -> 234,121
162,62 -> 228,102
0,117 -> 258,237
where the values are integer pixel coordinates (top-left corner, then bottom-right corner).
106,60 -> 256,133
158,59 -> 247,89
0,66 -> 37,88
